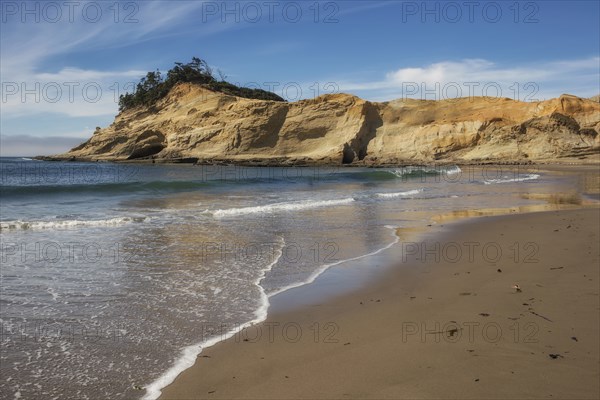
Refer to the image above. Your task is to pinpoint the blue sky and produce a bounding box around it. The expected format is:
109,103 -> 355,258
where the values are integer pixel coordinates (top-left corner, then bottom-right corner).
1,0 -> 599,156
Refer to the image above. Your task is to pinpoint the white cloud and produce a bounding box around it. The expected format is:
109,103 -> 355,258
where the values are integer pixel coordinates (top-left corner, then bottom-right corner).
338,57 -> 600,101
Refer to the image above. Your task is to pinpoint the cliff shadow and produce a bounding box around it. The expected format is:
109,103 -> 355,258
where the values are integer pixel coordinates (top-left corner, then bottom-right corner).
343,102 -> 383,164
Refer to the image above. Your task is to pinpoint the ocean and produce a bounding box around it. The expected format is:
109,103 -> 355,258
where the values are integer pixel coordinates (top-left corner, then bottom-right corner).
0,157 -> 575,399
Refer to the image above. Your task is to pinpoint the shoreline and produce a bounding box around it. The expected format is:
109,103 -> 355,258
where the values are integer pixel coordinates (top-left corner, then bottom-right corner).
32,155 -> 599,167
143,226 -> 403,400
160,207 -> 600,399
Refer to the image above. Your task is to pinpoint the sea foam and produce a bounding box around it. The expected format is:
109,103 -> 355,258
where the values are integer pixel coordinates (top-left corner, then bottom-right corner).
141,237 -> 286,400
0,216 -> 146,231
211,198 -> 355,218
376,189 -> 423,198
483,173 -> 540,185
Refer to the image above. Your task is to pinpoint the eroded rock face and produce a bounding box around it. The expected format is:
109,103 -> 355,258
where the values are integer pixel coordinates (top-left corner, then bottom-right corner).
55,84 -> 600,164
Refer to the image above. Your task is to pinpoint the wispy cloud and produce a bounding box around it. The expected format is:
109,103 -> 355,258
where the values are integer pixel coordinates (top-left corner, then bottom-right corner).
337,1 -> 396,17
1,1 -> 210,66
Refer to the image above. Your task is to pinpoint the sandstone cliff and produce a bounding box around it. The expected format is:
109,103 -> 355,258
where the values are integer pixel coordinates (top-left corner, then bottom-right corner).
52,83 -> 600,164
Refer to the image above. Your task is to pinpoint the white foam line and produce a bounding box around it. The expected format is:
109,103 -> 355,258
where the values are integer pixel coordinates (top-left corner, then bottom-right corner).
0,217 -> 146,231
483,173 -> 540,185
144,225 -> 401,399
142,237 -> 285,400
212,198 -> 355,218
390,165 -> 462,177
445,166 -> 462,175
376,188 -> 423,198
268,225 -> 400,298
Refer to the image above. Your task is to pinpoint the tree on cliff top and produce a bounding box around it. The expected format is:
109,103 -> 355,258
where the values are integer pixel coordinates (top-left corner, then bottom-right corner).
118,57 -> 285,111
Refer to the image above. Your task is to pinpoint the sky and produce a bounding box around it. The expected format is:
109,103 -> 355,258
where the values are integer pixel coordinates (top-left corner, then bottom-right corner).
1,0 -> 599,156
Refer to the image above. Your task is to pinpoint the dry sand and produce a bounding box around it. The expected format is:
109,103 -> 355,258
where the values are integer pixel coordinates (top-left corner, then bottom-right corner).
160,207 -> 600,399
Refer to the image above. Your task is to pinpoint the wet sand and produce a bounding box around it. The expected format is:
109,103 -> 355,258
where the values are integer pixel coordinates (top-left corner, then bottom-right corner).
159,205 -> 599,399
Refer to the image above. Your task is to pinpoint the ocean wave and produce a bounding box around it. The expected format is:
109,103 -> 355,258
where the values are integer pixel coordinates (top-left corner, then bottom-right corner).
0,181 -> 213,197
1,166 -> 464,197
387,165 -> 462,178
332,166 -> 463,182
211,198 -> 355,218
376,189 -> 423,198
483,174 -> 540,185
0,216 -> 147,231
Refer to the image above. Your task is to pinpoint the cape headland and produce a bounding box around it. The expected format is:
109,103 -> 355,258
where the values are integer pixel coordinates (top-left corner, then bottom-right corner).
44,79 -> 600,165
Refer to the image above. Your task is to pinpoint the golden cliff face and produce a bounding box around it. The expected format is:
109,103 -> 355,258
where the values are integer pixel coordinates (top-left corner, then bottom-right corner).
58,83 -> 600,164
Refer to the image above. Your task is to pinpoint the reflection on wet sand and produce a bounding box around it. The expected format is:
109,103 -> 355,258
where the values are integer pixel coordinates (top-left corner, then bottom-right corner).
431,198 -> 594,225
521,192 -> 583,205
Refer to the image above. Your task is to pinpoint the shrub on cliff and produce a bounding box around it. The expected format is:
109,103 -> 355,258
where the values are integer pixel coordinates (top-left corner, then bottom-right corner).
118,57 -> 285,111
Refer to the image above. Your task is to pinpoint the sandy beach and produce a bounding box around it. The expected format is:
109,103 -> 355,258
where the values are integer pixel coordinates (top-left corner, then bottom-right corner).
160,205 -> 600,399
